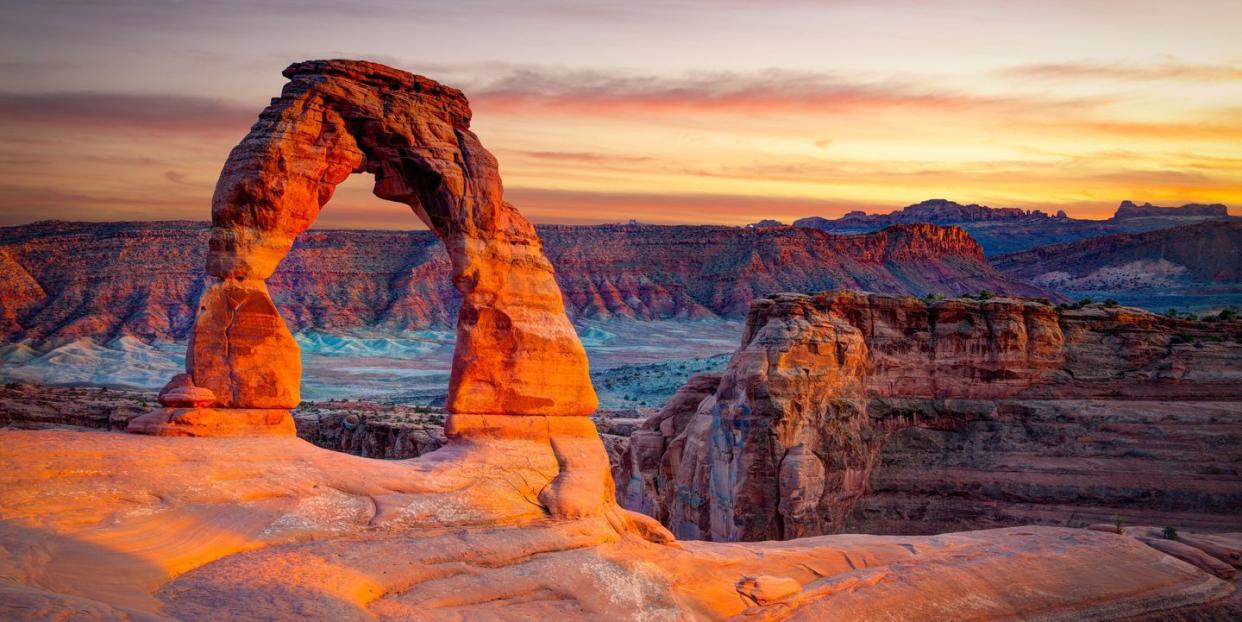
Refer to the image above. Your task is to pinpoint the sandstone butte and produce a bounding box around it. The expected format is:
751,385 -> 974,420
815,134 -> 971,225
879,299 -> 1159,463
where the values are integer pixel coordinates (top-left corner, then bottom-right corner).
3,60 -> 1240,621
619,291 -> 1242,542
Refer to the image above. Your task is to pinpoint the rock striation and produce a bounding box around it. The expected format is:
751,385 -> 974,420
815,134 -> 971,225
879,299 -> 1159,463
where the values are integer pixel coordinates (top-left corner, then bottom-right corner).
619,291 -> 1242,541
0,220 -> 1047,345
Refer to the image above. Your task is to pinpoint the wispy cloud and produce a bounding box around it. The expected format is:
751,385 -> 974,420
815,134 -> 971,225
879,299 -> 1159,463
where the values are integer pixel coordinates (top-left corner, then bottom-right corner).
465,66 -> 1105,117
1005,61 -> 1242,82
0,91 -> 254,133
507,150 -> 656,164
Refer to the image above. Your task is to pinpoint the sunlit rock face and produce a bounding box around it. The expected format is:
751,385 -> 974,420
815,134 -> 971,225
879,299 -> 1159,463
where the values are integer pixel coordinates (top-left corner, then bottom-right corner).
158,59 -> 596,423
624,292 -> 1242,541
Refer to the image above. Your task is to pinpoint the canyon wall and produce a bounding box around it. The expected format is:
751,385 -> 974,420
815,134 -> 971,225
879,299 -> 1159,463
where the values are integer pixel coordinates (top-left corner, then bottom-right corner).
618,291 -> 1242,541
0,220 -> 1048,345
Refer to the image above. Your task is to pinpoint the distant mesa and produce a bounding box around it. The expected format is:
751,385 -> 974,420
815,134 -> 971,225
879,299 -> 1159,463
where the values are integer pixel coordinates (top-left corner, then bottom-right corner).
746,219 -> 787,227
790,198 -> 1234,255
1113,199 -> 1229,220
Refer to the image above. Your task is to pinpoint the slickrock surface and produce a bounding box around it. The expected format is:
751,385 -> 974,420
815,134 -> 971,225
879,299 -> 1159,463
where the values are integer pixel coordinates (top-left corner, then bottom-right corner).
0,220 -> 1047,345
619,291 -> 1242,541
2,430 -> 1237,621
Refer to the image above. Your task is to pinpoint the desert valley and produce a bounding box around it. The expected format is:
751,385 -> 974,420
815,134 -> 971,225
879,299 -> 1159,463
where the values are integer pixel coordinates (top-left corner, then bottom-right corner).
2,2 -> 1241,621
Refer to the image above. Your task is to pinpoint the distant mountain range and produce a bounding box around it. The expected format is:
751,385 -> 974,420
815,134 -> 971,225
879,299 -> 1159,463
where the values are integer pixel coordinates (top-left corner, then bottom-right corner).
0,220 -> 1046,345
993,221 -> 1242,312
787,199 -> 1234,255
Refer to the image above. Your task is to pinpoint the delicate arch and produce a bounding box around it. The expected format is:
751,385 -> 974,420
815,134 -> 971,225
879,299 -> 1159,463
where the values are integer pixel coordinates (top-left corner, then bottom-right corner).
186,60 -> 596,417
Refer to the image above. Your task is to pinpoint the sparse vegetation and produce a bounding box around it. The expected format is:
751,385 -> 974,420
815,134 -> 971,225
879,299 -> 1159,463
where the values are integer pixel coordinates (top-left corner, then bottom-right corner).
958,289 -> 997,301
1103,299 -> 1119,308
1112,513 -> 1126,535
1162,526 -> 1179,541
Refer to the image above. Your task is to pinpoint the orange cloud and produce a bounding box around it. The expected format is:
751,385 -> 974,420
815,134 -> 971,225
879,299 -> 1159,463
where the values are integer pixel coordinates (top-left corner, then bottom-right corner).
0,91 -> 254,134
467,67 -> 1105,118
1005,62 -> 1242,82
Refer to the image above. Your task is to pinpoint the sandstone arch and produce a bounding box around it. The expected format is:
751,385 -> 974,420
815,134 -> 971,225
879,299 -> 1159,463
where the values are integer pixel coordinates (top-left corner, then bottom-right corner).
148,60 -> 596,427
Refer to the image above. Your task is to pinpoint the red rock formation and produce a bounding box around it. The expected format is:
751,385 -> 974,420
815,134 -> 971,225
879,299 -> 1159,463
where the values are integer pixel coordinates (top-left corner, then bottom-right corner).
621,291 -> 1242,541
0,220 -> 1050,344
198,59 -> 594,420
119,61 -> 667,534
126,60 -> 596,439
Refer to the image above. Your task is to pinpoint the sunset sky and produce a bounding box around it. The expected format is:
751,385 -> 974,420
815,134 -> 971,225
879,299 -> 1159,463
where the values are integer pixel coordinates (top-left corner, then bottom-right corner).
1,0 -> 1240,228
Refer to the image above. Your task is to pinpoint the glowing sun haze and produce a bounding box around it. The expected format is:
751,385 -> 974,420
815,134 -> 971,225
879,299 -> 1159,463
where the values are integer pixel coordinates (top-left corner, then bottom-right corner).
1,0 -> 1239,229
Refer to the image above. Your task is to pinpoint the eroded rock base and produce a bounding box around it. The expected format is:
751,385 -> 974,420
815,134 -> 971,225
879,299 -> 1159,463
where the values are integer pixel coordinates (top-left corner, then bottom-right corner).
127,407 -> 296,437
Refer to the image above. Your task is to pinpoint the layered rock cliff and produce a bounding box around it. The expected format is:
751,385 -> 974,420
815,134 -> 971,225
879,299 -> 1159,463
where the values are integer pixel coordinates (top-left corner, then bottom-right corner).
0,220 -> 1046,344
618,291 -> 1242,541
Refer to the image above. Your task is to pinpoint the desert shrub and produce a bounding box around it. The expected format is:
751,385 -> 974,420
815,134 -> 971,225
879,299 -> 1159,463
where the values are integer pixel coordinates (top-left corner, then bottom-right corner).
977,289 -> 997,300
1112,513 -> 1126,535
1162,526 -> 1179,541
1103,299 -> 1119,308
1217,308 -> 1238,321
